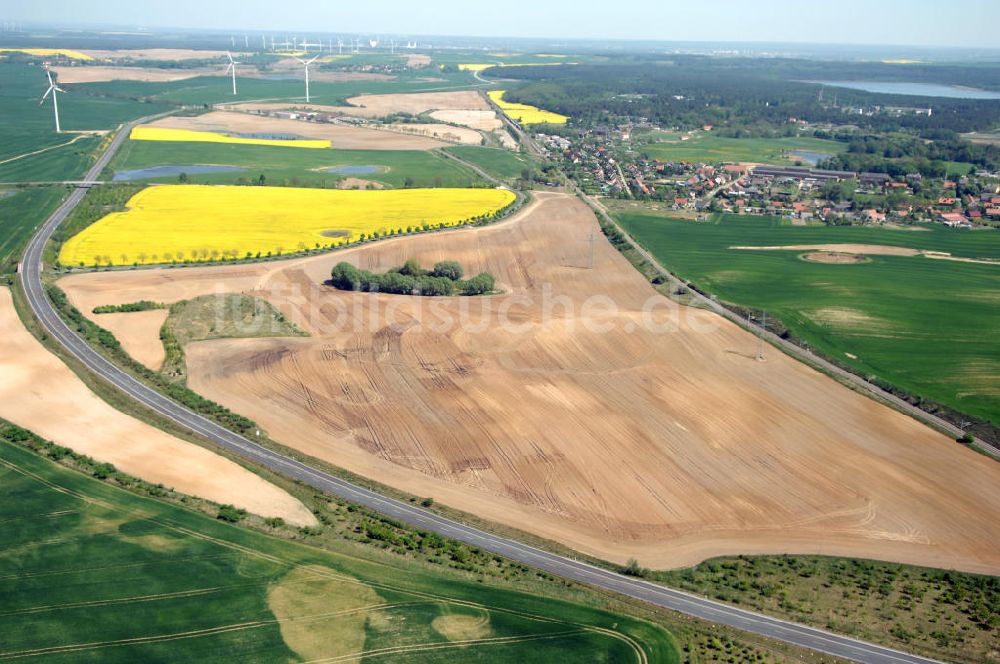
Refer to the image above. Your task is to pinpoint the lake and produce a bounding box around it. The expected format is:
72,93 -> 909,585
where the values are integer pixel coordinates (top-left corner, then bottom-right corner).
811,80 -> 1000,100
113,165 -> 247,181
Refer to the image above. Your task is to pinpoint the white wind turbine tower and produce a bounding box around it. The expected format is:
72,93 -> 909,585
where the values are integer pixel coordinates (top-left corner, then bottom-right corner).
225,52 -> 240,95
295,55 -> 320,102
40,68 -> 66,133
337,38 -> 343,55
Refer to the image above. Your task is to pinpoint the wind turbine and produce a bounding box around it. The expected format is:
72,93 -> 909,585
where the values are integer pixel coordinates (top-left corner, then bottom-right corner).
40,68 -> 65,133
300,38 -> 319,52
295,55 -> 320,102
225,51 -> 240,95
336,38 -> 343,55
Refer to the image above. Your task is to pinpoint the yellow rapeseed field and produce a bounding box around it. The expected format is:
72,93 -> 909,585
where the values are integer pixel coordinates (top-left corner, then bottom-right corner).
130,127 -> 331,149
487,90 -> 568,125
0,48 -> 93,60
59,185 -> 517,267
458,63 -> 496,72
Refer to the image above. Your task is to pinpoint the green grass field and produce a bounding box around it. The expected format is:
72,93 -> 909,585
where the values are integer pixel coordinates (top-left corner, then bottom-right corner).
0,186 -> 66,272
106,139 -> 484,188
0,436 -> 678,663
0,62 -> 171,182
641,135 -> 847,165
614,210 -> 1000,425
445,145 -> 536,180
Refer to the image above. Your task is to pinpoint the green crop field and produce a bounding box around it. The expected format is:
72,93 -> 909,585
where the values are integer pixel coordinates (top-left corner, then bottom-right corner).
641,135 -> 847,165
445,145 -> 536,180
0,436 -> 678,663
77,69 -> 480,107
0,62 -> 171,182
614,210 -> 1000,425
0,186 -> 66,272
107,139 -> 484,188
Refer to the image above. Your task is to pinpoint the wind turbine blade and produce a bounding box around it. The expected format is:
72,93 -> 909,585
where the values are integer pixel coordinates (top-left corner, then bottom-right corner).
46,69 -> 54,86
54,86 -> 66,93
40,86 -> 53,103
294,57 -> 306,65
227,51 -> 234,63
307,55 -> 320,64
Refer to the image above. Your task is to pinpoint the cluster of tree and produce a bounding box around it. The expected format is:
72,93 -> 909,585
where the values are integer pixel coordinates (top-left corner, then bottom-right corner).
92,300 -> 164,314
817,132 -> 1000,175
329,259 -> 495,296
497,57 -> 1000,134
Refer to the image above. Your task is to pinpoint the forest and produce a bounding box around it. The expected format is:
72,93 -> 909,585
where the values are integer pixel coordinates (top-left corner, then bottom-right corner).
496,56 -> 1000,135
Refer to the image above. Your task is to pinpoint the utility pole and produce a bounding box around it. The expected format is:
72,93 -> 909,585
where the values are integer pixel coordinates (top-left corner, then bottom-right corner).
757,310 -> 767,361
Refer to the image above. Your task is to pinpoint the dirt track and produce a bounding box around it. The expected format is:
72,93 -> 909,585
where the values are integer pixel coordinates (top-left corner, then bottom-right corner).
0,288 -> 314,526
146,112 -> 446,150
59,194 -> 1000,572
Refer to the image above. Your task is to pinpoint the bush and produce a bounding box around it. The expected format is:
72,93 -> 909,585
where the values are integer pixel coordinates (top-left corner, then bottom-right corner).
622,558 -> 647,577
216,504 -> 247,523
421,497 -> 435,507
431,260 -> 464,281
330,262 -> 363,290
398,259 -> 425,277
462,272 -> 495,295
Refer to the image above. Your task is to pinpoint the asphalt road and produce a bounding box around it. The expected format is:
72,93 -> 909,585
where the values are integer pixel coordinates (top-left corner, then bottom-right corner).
19,117 -> 943,664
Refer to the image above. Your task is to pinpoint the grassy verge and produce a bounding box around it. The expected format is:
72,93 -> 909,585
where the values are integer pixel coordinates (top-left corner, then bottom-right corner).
652,555 -> 999,663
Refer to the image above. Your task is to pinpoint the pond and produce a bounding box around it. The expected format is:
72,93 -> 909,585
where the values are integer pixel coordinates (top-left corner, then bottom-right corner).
810,80 -> 1000,99
112,165 -> 247,181
325,165 -> 381,175
788,150 -> 832,166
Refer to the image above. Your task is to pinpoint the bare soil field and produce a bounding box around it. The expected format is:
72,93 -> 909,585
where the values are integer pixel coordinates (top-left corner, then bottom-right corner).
52,65 -> 224,83
229,92 -> 499,132
94,309 -> 169,370
58,194 -> 1000,573
145,111 -> 446,150
801,252 -> 868,264
81,48 -> 248,61
406,54 -> 432,68
0,288 -> 314,525
429,110 -> 503,131
336,177 -> 384,189
384,122 -> 483,144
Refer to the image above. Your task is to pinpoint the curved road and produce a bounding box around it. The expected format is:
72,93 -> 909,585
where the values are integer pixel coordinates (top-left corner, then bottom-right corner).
20,117 -> 942,664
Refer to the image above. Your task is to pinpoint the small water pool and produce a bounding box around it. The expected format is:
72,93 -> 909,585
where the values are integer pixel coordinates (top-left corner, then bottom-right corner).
325,165 -> 381,175
789,150 -> 832,166
112,165 -> 247,181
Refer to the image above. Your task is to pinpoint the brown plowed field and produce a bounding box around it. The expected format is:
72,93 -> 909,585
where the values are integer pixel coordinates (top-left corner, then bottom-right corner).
227,92 -> 500,132
0,288 -> 314,526
52,66 -> 225,83
58,194 -> 1000,573
145,111 -> 446,150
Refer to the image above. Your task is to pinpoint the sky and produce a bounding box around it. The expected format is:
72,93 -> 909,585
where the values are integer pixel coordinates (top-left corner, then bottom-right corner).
4,0 -> 999,49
